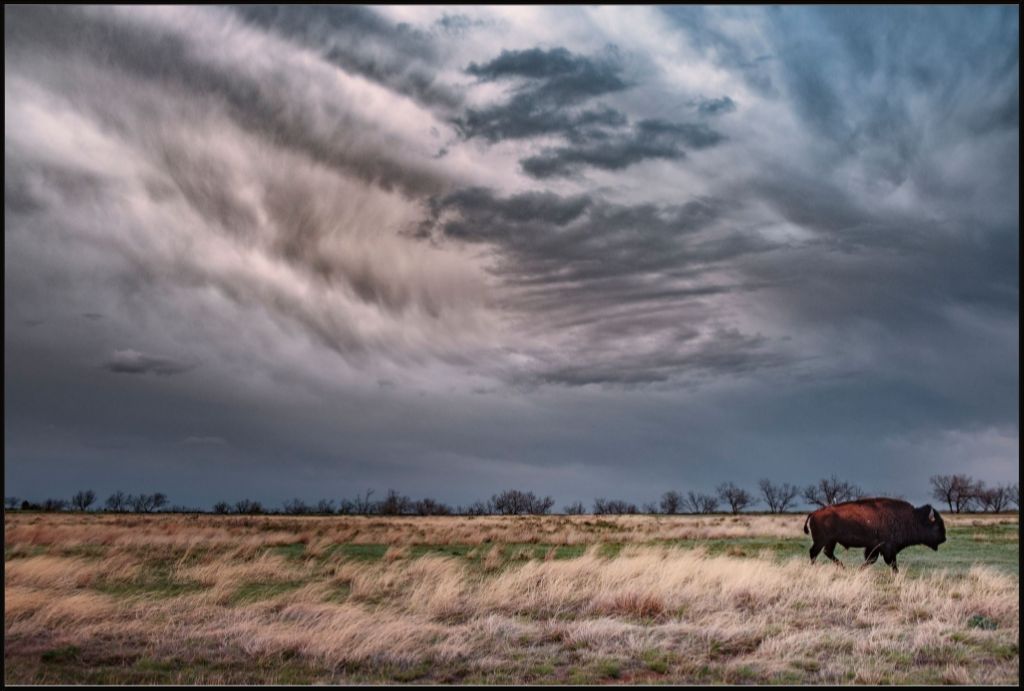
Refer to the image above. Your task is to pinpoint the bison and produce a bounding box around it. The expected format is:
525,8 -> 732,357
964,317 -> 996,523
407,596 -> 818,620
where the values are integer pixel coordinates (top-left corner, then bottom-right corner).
803,497 -> 946,573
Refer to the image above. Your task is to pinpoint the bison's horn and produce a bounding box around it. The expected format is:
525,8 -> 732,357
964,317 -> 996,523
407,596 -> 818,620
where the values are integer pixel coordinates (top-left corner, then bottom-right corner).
928,508 -> 935,522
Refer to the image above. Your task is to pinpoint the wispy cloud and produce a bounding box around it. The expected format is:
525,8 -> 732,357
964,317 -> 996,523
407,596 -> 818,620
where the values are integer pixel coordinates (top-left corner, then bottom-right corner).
102,350 -> 195,376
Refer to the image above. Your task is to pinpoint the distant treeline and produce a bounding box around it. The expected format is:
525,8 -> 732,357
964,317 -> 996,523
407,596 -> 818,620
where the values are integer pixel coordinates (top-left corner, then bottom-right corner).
6,475 -> 1019,516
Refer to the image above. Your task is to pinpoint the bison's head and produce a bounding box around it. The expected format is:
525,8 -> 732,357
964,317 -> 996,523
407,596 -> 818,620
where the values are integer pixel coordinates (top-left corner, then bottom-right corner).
916,504 -> 946,550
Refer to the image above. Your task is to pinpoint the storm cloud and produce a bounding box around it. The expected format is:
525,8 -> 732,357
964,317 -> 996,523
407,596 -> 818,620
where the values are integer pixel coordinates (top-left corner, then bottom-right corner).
520,119 -> 726,178
102,350 -> 196,376
454,45 -> 631,144
454,45 -> 727,178
4,6 -> 1017,508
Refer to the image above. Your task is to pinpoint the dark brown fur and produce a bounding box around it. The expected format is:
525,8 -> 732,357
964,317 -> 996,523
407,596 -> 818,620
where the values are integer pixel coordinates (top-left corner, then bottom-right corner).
803,497 -> 946,573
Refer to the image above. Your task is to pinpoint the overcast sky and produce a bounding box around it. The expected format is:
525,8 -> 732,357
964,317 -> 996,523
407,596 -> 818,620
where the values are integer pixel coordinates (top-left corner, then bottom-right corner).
4,6 -> 1018,510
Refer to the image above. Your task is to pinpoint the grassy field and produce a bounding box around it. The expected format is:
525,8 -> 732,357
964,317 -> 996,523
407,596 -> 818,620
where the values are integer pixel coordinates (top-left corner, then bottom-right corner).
4,512 -> 1019,684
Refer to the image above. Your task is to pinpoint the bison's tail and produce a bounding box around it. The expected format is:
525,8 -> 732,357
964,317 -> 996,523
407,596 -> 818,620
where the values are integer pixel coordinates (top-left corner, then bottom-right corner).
803,514 -> 811,535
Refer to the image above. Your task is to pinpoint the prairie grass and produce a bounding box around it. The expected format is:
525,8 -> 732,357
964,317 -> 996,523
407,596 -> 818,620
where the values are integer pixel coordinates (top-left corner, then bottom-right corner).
4,512 -> 1018,684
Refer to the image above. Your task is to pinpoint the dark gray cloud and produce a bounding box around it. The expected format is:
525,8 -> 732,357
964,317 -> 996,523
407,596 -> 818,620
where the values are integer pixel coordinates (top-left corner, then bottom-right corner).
455,101 -> 628,144
421,187 -> 781,386
466,46 -> 630,105
454,46 -> 632,143
695,96 -> 736,116
531,328 -> 785,387
425,187 -> 751,284
102,350 -> 195,376
521,119 -> 725,178
456,45 -> 726,177
432,13 -> 494,38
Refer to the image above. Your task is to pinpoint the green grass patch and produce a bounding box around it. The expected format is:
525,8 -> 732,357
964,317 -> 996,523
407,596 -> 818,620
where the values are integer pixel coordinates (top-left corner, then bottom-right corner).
892,525 -> 1019,576
228,580 -> 306,605
566,666 -> 595,685
641,648 -> 671,674
335,544 -> 389,562
389,661 -> 433,682
87,553 -> 206,598
4,545 -> 48,560
270,543 -> 307,560
133,658 -> 181,673
528,662 -> 555,679
56,544 -> 108,559
967,614 -> 998,630
595,658 -> 621,679
322,581 -> 351,604
770,670 -> 806,684
95,580 -> 206,599
41,646 -> 81,664
12,652 -> 331,685
554,544 -> 587,559
410,544 -> 476,559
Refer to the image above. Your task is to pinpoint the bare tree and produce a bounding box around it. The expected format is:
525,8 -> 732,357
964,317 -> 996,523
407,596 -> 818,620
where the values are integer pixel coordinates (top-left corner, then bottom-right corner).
212,501 -> 231,514
315,499 -> 336,515
1009,483 -> 1020,510
929,474 -> 979,513
70,490 -> 97,512
379,489 -> 413,516
974,483 -> 1011,513
659,490 -> 683,515
683,491 -> 719,514
105,491 -> 129,513
42,498 -> 69,512
352,489 -> 376,515
717,482 -> 755,514
803,476 -> 863,508
233,499 -> 264,515
413,498 -> 452,516
5,497 -> 20,510
592,498 -> 639,515
464,500 -> 493,516
128,492 -> 168,513
492,489 -> 554,515
282,498 -> 311,515
492,490 -> 527,515
128,493 -> 145,513
758,479 -> 800,513
563,501 -> 586,515
527,492 -> 555,515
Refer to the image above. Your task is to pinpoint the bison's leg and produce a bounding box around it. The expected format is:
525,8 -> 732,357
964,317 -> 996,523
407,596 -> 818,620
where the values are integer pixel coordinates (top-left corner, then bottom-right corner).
823,541 -> 844,568
861,544 -> 882,568
809,542 -> 823,563
881,546 -> 899,574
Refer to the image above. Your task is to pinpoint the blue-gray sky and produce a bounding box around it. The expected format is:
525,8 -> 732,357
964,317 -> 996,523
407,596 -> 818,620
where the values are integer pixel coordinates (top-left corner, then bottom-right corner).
4,6 -> 1018,509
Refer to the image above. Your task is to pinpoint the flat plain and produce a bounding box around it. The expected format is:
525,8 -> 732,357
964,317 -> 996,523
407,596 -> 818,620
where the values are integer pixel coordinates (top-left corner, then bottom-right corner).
4,512 -> 1019,684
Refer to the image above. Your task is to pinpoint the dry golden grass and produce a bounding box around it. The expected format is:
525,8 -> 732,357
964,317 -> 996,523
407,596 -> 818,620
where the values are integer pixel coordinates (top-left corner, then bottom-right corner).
4,512 -> 1018,684
0,512 -> 824,549
4,511 -> 1013,552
